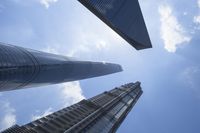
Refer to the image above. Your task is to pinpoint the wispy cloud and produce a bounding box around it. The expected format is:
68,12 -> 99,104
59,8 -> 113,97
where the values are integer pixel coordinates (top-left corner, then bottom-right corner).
30,82 -> 85,121
180,66 -> 200,97
40,0 -> 58,9
41,31 -> 114,58
96,40 -> 107,50
158,4 -> 191,52
64,29 -> 111,57
59,82 -> 85,107
0,102 -> 16,131
31,107 -> 53,121
192,1 -> 200,30
42,45 -> 59,54
38,0 -> 124,59
198,0 -> 200,8
10,0 -> 58,9
194,15 -> 200,24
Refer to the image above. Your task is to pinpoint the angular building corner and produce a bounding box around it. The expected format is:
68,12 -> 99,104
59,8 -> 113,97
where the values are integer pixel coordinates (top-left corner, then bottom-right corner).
1,82 -> 143,133
0,42 -> 122,92
78,0 -> 152,50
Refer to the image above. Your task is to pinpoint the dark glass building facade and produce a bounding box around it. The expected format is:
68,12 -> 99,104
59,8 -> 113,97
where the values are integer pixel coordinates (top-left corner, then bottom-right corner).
78,0 -> 152,50
0,42 -> 122,92
2,82 -> 143,133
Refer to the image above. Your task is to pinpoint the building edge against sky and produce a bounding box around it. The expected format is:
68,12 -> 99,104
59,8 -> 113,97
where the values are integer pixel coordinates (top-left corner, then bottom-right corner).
2,82 -> 143,133
78,0 -> 152,50
0,42 -> 122,92
0,0 -> 153,92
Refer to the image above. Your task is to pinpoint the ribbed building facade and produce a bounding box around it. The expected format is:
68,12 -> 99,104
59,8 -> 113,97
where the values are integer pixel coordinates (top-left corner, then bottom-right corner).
0,42 -> 122,92
2,82 -> 143,133
78,0 -> 152,50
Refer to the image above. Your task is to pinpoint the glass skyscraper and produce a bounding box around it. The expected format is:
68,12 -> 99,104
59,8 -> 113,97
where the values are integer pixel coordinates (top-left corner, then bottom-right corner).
0,42 -> 122,92
78,0 -> 152,50
2,82 -> 142,133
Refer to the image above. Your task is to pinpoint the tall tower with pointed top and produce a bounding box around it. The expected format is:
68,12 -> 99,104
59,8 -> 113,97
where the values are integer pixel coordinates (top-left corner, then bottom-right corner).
0,42 -> 122,92
2,82 -> 142,133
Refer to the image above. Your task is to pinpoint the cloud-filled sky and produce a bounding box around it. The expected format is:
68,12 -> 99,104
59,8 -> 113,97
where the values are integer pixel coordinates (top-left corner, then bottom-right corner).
0,0 -> 200,132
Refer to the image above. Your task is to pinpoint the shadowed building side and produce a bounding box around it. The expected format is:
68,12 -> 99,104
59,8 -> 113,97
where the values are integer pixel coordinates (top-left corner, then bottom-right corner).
78,0 -> 152,50
2,82 -> 143,133
0,42 -> 122,92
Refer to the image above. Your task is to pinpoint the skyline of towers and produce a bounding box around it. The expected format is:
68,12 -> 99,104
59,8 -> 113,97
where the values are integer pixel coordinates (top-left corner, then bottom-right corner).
0,1 -> 151,132
2,82 -> 143,133
0,0 -> 152,92
0,42 -> 122,92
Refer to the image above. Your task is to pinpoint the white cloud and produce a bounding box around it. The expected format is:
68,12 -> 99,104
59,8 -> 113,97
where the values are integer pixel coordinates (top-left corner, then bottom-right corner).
0,102 -> 16,131
158,4 -> 191,52
67,44 -> 91,57
193,0 -> 200,30
192,1 -> 200,30
64,28 -> 122,58
30,82 -> 85,121
193,0 -> 200,25
59,81 -> 85,107
42,45 -> 59,54
40,0 -> 58,9
193,15 -> 200,27
182,66 -> 200,88
96,41 -> 107,50
198,0 -> 200,8
29,81 -> 84,123
67,32 -> 108,57
183,12 -> 188,16
31,107 -> 53,121
11,0 -> 59,8
38,1 -> 124,60
41,31 -> 114,58
194,16 -> 200,24
180,66 -> 200,98
41,29 -> 113,58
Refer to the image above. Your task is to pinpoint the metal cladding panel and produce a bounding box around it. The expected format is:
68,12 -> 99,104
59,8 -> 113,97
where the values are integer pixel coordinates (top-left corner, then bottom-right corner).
29,61 -> 122,84
78,0 -> 152,50
0,42 -> 122,92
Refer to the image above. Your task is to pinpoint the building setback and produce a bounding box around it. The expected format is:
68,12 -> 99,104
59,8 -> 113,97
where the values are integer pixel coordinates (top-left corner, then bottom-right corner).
78,0 -> 152,50
2,82 -> 143,133
0,42 -> 122,92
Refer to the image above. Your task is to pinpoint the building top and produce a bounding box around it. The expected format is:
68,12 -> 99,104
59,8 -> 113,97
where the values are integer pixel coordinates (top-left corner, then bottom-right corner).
0,42 -> 122,92
78,0 -> 152,50
1,82 -> 143,133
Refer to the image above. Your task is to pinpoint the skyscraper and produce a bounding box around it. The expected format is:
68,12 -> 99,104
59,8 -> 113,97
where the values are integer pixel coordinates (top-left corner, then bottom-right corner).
78,0 -> 152,50
0,42 -> 122,92
2,82 -> 143,133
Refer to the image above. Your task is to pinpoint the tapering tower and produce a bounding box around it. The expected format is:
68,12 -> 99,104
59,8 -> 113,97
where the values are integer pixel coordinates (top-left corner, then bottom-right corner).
2,82 -> 142,133
0,42 -> 122,92
78,0 -> 152,50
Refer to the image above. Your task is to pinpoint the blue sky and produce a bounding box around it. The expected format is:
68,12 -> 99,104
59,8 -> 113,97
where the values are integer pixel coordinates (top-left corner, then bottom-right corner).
0,0 -> 200,132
